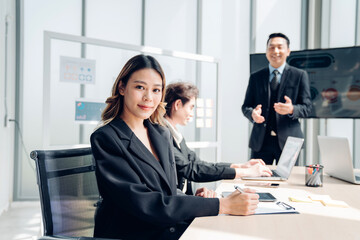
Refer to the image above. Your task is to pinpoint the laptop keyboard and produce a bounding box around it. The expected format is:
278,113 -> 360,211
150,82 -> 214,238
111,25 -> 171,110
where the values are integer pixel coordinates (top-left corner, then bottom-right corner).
272,170 -> 280,177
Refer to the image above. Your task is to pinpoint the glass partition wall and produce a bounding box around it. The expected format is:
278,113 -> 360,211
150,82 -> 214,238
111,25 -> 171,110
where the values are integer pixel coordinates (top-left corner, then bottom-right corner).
41,30 -> 220,193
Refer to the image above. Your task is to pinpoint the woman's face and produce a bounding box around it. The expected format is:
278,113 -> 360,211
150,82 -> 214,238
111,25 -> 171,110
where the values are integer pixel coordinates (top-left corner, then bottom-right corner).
120,68 -> 163,121
172,97 -> 195,126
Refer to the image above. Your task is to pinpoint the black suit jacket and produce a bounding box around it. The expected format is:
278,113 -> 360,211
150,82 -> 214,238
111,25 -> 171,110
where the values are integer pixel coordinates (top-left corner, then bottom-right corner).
90,118 -> 219,240
172,138 -> 235,194
242,64 -> 312,151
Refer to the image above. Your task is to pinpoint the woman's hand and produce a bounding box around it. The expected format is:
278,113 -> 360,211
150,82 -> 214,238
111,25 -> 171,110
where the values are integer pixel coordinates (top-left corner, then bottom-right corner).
234,164 -> 272,178
219,188 -> 259,215
195,187 -> 218,198
230,159 -> 266,169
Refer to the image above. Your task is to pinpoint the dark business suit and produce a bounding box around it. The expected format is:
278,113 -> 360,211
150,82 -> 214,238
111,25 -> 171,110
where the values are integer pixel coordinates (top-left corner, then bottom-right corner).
242,64 -> 312,163
90,118 -> 219,240
172,138 -> 236,195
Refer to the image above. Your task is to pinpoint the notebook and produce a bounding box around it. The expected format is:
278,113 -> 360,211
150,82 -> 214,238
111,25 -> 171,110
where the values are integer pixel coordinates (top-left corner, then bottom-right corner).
255,201 -> 299,214
242,136 -> 304,181
317,136 -> 360,184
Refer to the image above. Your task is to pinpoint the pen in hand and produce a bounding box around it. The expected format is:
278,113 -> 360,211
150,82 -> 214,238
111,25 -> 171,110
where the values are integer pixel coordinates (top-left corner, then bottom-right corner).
234,185 -> 245,193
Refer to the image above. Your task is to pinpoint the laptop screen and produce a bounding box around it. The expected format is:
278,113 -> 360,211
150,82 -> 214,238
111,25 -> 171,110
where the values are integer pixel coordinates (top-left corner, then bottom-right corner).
276,137 -> 304,177
317,136 -> 358,184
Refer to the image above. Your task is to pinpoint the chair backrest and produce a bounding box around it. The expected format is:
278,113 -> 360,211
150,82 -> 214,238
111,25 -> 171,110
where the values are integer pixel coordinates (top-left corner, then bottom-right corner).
30,147 -> 100,238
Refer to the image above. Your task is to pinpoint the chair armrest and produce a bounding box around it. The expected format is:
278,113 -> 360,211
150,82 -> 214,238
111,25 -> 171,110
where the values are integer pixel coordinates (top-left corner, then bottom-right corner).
37,236 -> 120,240
79,237 -> 121,240
37,237 -> 77,240
37,237 -> 78,240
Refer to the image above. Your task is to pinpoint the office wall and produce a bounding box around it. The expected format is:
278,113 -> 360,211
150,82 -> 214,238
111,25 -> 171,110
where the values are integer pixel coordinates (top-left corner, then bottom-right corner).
145,0 -> 197,52
0,0 -> 16,213
254,0 -> 302,52
212,0 -> 251,163
86,0 -> 142,43
20,0 -> 83,198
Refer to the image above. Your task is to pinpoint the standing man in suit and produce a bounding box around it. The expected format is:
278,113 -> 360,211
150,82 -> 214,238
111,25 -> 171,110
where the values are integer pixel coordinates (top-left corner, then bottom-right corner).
242,33 -> 312,165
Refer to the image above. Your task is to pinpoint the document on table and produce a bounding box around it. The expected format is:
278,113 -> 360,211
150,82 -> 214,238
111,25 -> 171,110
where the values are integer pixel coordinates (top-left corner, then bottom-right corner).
255,201 -> 299,215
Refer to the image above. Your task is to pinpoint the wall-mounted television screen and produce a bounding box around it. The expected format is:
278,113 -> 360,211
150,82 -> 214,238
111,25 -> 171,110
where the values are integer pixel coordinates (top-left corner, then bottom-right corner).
250,46 -> 360,118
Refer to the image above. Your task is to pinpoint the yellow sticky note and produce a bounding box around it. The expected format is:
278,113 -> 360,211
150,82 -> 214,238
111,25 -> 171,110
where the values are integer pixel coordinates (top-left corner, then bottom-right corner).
320,199 -> 349,208
289,196 -> 313,203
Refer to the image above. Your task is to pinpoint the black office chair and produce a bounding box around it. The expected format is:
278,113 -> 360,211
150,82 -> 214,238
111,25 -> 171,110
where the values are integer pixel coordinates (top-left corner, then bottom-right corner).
30,147 -> 118,240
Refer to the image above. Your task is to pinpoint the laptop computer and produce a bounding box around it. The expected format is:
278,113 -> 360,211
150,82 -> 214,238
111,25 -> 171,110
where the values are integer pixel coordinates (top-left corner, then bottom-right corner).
242,136 -> 304,181
317,136 -> 360,184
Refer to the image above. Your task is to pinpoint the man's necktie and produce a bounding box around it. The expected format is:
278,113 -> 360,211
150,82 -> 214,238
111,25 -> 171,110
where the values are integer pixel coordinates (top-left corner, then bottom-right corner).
271,70 -> 279,91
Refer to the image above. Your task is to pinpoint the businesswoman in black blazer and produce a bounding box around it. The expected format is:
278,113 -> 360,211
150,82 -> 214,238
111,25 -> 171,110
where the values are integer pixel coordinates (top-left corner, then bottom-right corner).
90,55 -> 260,240
164,82 -> 272,195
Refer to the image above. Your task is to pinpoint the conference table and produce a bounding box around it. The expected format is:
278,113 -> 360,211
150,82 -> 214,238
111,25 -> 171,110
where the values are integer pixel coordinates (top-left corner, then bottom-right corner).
180,167 -> 360,240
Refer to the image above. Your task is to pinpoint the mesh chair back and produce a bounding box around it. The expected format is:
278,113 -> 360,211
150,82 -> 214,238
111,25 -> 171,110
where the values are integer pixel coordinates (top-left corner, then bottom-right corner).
30,147 -> 100,238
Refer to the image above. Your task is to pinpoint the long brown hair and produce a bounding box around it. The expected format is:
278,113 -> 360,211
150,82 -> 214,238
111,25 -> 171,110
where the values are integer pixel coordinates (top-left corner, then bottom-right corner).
100,54 -> 166,126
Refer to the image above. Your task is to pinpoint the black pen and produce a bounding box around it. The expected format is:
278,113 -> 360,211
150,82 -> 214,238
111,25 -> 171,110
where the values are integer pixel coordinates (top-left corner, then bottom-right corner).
234,185 -> 245,193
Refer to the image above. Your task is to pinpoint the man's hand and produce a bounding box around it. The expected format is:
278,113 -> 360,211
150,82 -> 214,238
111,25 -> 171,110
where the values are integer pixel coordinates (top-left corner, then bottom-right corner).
274,95 -> 294,115
251,104 -> 265,123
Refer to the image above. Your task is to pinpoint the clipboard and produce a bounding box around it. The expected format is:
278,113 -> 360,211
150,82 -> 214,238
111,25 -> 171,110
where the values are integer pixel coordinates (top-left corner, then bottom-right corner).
255,201 -> 299,215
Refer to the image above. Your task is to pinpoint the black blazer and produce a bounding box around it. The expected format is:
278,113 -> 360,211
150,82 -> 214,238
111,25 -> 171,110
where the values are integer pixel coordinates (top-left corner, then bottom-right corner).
90,118 -> 219,240
242,64 -> 312,151
172,138 -> 235,194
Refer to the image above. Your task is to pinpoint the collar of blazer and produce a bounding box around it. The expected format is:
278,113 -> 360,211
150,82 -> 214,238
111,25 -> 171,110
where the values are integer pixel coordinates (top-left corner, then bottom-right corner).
109,118 -> 174,192
173,137 -> 187,153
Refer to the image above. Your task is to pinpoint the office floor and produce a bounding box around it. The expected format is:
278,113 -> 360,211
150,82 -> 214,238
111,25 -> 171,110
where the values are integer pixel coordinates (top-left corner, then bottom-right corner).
0,201 -> 41,240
